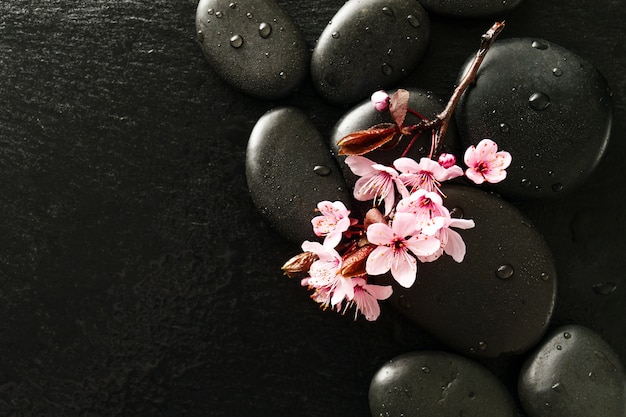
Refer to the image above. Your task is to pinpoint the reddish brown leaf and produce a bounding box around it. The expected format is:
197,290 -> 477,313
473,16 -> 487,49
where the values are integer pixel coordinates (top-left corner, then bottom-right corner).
340,244 -> 376,278
337,123 -> 399,156
389,89 -> 410,128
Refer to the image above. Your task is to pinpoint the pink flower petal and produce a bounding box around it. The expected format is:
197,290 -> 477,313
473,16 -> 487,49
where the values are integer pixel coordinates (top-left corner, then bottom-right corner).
345,155 -> 376,176
366,222 -> 395,246
365,245 -> 393,276
406,234 -> 440,257
391,212 -> 418,237
390,250 -> 417,288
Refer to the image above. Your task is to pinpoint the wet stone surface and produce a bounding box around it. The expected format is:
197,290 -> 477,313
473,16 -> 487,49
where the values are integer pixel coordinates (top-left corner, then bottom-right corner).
311,0 -> 430,105
518,325 -> 626,417
246,107 -> 352,243
418,0 -> 523,17
369,351 -> 519,417
455,38 -> 612,199
195,0 -> 308,99
377,185 -> 557,358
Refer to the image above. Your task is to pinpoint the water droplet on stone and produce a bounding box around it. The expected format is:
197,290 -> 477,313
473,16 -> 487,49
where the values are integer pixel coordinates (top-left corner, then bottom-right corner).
499,122 -> 510,132
207,8 -> 214,15
556,344 -> 562,350
386,48 -> 393,56
551,183 -> 563,192
421,366 -> 430,374
331,31 -> 340,39
313,165 -> 331,176
229,34 -> 244,48
399,295 -> 411,309
478,341 -> 488,350
381,63 -> 393,76
531,40 -> 549,50
521,178 -> 531,187
407,14 -> 420,28
563,332 -> 571,339
496,264 -> 514,279
215,10 -> 223,18
246,12 -> 253,18
279,71 -> 286,79
540,272 -> 550,281
551,382 -> 562,392
592,282 -> 617,295
529,92 -> 551,111
197,30 -> 204,42
382,6 -> 394,17
259,22 -> 272,38
229,2 -> 237,8
552,67 -> 563,77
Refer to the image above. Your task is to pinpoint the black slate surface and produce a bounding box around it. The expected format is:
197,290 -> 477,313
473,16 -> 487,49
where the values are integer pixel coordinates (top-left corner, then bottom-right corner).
1,1 -> 624,416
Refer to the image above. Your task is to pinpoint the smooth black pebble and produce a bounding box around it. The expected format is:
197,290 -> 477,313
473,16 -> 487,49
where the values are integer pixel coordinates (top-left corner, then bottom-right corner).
311,0 -> 430,105
196,0 -> 308,99
418,0 -> 522,17
369,351 -> 518,417
518,325 -> 626,417
246,107 -> 352,243
378,185 -> 557,358
456,38 -> 612,199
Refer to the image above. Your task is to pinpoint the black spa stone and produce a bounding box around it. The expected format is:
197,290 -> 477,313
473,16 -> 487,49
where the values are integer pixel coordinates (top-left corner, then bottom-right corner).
246,107 -> 352,243
369,351 -> 518,417
195,0 -> 308,99
311,0 -> 430,105
518,325 -> 626,417
455,38 -> 612,199
377,185 -> 557,358
418,0 -> 523,18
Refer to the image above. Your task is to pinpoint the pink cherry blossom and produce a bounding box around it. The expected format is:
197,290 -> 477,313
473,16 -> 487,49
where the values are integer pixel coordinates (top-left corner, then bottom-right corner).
345,277 -> 393,321
464,139 -> 512,184
396,189 -> 447,236
371,90 -> 390,112
365,212 -> 440,288
345,155 -> 408,215
417,207 -> 475,263
311,200 -> 354,248
394,157 -> 463,194
437,153 -> 457,169
301,241 -> 355,306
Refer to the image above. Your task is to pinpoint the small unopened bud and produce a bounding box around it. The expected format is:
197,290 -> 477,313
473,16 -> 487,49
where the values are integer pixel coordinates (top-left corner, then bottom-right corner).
438,153 -> 457,169
371,90 -> 390,112
340,245 -> 376,278
364,207 -> 386,230
281,252 -> 318,277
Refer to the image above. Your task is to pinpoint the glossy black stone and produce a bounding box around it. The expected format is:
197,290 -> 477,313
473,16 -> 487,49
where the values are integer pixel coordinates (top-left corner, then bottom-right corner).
419,0 -> 523,17
246,107 -> 352,243
377,185 -> 557,358
311,0 -> 430,105
369,351 -> 518,417
518,325 -> 626,417
455,38 -> 612,199
196,0 -> 308,99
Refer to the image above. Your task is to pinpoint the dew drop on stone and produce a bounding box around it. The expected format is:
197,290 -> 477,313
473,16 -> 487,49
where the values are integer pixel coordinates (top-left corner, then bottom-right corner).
531,40 -> 549,50
279,71 -> 286,79
540,272 -> 550,281
556,344 -> 562,350
407,14 -> 420,28
552,67 -> 563,77
387,48 -> 393,56
246,12 -> 253,18
496,264 -> 514,279
563,332 -> 571,339
229,2 -> 236,8
381,63 -> 393,76
478,341 -> 488,350
215,10 -> 223,18
399,295 -> 411,309
313,165 -> 331,176
521,178 -> 531,187
529,92 -> 551,111
421,366 -> 430,374
229,34 -> 244,48
207,8 -> 214,15
258,22 -> 272,38
499,122 -> 510,132
331,31 -> 340,39
196,30 -> 204,42
551,382 -> 562,392
551,183 -> 563,192
382,6 -> 394,17
592,282 -> 617,295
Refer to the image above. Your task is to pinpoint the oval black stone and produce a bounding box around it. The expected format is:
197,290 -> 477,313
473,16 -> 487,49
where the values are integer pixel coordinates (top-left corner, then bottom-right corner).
246,107 -> 352,243
369,351 -> 518,417
518,325 -> 626,417
455,38 -> 612,199
377,185 -> 557,358
418,0 -> 523,18
196,0 -> 308,99
311,0 -> 430,105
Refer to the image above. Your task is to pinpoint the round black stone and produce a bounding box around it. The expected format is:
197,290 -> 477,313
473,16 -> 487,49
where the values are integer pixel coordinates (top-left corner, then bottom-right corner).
518,325 -> 626,417
369,351 -> 518,417
455,38 -> 612,199
311,0 -> 430,105
196,0 -> 308,99
377,185 -> 557,358
418,0 -> 523,18
246,107 -> 352,243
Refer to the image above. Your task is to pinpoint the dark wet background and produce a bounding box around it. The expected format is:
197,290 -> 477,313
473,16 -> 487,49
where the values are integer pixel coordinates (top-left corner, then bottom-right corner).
0,0 -> 624,415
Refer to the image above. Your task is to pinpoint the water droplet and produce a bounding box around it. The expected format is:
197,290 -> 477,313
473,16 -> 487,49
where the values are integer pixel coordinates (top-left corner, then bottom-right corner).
398,295 -> 411,309
531,40 -> 549,50
229,34 -> 244,48
540,272 -> 550,281
258,22 -> 272,38
215,10 -> 223,18
478,341 -> 488,350
229,2 -> 237,8
592,282 -> 617,295
207,8 -> 214,15
196,30 -> 204,42
381,63 -> 393,76
551,382 -> 562,392
313,165 -> 331,176
264,52 -> 270,58
421,366 -> 430,374
499,122 -> 510,132
386,48 -> 393,56
552,183 -> 563,192
556,344 -> 562,350
552,67 -> 563,77
246,12 -> 253,18
548,170 -> 554,177
279,71 -> 286,79
496,264 -> 514,279
563,332 -> 571,339
529,92 -> 551,111
330,31 -> 340,39
382,6 -> 394,17
521,178 -> 531,187
407,14 -> 420,28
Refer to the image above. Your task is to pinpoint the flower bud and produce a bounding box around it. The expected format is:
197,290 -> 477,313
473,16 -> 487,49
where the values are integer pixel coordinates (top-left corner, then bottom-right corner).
371,90 -> 390,112
281,251 -> 318,277
340,245 -> 376,278
438,152 -> 457,169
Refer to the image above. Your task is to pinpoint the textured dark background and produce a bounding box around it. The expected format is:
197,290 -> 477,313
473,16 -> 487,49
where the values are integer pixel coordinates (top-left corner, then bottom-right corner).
0,0 -> 624,416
